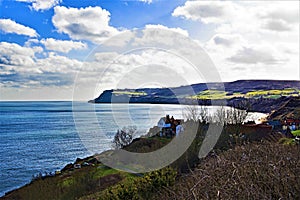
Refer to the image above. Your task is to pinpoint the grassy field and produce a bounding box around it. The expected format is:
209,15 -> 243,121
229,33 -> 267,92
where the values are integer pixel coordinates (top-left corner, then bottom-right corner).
112,91 -> 147,96
111,88 -> 300,100
2,163 -> 132,200
245,88 -> 300,98
188,88 -> 300,100
188,90 -> 229,100
292,130 -> 300,136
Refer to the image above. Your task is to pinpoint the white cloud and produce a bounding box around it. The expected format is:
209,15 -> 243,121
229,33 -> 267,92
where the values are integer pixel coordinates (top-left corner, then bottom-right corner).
35,52 -> 82,73
82,24 -> 215,95
24,38 -> 39,47
258,2 -> 299,24
258,3 -> 299,32
16,0 -> 61,11
78,49 -> 199,96
94,52 -> 119,62
212,34 -> 245,48
0,41 -> 83,91
0,23 -> 234,100
0,42 -> 37,66
172,1 -> 236,24
173,1 -> 299,81
262,19 -> 292,32
139,0 -> 152,4
101,25 -> 189,47
131,24 -> 189,47
227,46 -> 285,65
0,19 -> 38,37
52,6 -> 120,44
40,38 -> 87,53
145,24 -> 188,37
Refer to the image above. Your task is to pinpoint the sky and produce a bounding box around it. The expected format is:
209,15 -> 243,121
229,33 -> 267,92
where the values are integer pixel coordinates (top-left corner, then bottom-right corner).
0,0 -> 299,100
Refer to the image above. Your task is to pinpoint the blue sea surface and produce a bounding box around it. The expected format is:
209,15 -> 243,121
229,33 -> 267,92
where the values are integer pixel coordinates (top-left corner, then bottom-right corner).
0,101 -> 185,196
0,101 -> 266,196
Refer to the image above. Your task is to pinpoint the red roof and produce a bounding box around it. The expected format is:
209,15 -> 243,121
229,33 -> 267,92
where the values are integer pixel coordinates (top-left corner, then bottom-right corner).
286,119 -> 300,124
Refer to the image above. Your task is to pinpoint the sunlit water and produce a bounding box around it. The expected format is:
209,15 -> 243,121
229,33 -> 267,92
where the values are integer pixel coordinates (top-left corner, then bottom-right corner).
0,101 -> 267,196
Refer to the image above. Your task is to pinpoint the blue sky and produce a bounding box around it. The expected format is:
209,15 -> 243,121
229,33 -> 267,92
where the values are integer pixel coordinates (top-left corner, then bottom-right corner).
0,0 -> 299,100
1,0 -> 204,45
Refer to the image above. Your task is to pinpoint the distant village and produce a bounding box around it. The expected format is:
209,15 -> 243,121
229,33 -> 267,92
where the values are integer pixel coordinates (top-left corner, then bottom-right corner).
265,118 -> 300,137
157,115 -> 184,137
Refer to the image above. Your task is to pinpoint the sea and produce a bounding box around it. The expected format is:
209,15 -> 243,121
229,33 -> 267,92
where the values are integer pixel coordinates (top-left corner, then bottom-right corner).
0,101 -> 267,196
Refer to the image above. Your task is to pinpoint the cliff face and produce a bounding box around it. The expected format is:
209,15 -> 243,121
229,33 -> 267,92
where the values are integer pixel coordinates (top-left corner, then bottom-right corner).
91,80 -> 300,113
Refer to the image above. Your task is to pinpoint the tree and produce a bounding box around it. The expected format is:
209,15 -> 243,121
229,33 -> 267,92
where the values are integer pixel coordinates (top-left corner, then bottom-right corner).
225,107 -> 248,125
183,100 -> 209,123
113,126 -> 137,149
215,105 -> 226,125
214,100 -> 251,125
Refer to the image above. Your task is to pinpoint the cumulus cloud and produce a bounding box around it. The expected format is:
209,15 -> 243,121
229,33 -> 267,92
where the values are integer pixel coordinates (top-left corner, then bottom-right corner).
144,24 -> 188,37
263,19 -> 291,32
212,34 -> 241,47
101,24 -> 189,48
0,19 -> 38,37
82,23 -> 217,95
16,0 -> 61,11
0,42 -> 37,66
40,38 -> 87,53
52,6 -> 120,44
172,1 -> 299,81
0,41 -> 83,90
258,3 -> 299,32
94,52 -> 119,63
172,1 -> 236,24
0,20 -> 244,101
131,24 -> 189,48
35,52 -> 82,73
79,49 -> 200,95
258,3 -> 299,24
227,47 -> 284,65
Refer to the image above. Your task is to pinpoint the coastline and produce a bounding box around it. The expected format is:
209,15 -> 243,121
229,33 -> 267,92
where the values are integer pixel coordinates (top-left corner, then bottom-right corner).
2,96 -> 300,198
1,110 -> 268,198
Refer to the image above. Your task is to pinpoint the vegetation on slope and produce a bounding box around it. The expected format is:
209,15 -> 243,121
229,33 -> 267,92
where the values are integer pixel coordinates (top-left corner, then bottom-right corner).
188,88 -> 300,100
292,130 -> 300,136
152,142 -> 300,200
112,91 -> 147,96
2,120 -> 298,200
93,80 -> 300,105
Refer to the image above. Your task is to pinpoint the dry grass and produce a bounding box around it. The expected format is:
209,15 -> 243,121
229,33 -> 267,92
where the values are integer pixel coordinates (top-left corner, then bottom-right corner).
152,142 -> 300,200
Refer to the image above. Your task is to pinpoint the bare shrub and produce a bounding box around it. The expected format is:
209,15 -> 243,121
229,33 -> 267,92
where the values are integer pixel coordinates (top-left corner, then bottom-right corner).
152,142 -> 300,200
214,105 -> 226,125
113,126 -> 137,149
214,101 -> 250,125
183,101 -> 208,123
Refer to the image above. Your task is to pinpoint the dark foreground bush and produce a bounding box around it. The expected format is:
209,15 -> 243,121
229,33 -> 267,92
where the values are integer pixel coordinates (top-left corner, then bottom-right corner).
152,142 -> 300,200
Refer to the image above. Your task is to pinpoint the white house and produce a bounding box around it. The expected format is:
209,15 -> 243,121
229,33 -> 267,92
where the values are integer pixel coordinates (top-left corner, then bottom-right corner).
157,117 -> 166,128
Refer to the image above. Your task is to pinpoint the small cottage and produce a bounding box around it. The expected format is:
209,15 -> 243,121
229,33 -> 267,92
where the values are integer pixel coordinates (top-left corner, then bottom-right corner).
157,117 -> 166,128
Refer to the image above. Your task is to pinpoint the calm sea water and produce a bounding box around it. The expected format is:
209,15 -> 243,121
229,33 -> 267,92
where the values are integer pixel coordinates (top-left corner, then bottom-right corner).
0,101 -> 187,196
0,101 -> 267,196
